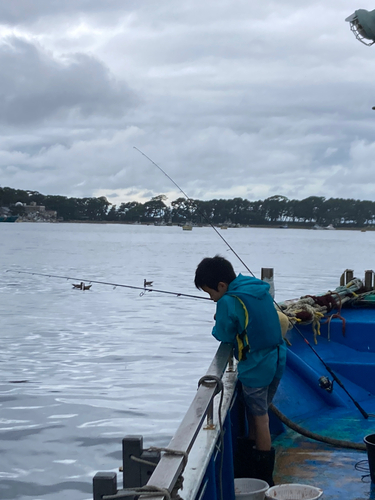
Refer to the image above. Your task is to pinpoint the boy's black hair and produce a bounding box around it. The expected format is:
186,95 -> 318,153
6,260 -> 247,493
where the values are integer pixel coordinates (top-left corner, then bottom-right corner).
194,255 -> 236,290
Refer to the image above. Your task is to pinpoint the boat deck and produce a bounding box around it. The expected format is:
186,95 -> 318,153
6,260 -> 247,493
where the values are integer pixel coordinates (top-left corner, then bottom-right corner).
272,400 -> 375,499
274,435 -> 375,499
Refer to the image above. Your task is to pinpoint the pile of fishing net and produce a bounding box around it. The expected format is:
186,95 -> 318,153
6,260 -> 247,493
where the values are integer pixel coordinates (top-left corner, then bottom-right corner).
278,278 -> 365,343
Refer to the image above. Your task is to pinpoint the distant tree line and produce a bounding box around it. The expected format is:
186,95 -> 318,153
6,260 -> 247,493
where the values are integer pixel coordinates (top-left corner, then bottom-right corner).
2,187 -> 375,227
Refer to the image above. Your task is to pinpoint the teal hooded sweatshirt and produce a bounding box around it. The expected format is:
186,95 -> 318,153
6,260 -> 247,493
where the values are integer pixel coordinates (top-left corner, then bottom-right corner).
212,274 -> 286,387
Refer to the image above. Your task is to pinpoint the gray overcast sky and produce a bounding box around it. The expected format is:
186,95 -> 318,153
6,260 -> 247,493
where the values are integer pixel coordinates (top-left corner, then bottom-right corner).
1,1 -> 375,205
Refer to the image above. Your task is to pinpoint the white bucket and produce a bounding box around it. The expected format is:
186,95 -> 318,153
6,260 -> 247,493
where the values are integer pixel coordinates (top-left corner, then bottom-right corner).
235,478 -> 270,500
265,483 -> 323,500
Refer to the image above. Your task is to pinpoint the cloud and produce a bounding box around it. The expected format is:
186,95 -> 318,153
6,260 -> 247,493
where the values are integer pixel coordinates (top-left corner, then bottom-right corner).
0,1 -> 132,25
1,1 -> 375,204
0,37 -> 137,125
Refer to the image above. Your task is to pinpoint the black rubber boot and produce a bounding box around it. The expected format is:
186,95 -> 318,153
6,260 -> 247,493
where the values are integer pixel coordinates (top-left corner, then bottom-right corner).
253,447 -> 275,487
233,437 -> 256,478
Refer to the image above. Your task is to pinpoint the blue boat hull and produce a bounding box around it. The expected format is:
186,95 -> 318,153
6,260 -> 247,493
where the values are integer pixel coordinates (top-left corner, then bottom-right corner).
270,307 -> 375,498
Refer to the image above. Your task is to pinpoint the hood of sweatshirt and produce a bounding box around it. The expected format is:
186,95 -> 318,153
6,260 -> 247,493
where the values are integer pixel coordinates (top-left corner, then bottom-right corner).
226,273 -> 270,299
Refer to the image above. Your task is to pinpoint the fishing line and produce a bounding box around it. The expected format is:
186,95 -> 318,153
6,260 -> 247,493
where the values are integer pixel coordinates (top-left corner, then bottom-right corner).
135,147 -> 370,419
133,147 -> 256,278
6,270 -> 210,301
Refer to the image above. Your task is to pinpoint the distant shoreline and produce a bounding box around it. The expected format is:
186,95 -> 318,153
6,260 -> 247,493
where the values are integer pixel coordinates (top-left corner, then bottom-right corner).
13,220 -> 374,231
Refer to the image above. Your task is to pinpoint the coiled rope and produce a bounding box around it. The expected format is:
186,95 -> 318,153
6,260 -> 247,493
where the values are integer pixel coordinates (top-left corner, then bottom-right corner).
103,485 -> 172,499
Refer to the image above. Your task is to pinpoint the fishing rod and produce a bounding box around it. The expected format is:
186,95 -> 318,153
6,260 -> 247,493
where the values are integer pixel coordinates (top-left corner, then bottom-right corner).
133,147 -> 255,278
135,147 -> 370,419
6,270 -> 210,301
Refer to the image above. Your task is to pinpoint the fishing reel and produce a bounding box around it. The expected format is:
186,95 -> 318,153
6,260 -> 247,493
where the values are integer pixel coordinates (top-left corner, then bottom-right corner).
319,376 -> 334,393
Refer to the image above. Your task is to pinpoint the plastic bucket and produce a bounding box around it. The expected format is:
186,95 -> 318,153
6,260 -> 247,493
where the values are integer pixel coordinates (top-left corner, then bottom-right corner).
364,433 -> 375,483
234,478 -> 269,500
265,483 -> 323,500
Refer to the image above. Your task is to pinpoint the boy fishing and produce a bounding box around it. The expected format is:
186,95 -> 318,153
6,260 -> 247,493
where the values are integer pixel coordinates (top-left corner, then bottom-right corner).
194,255 -> 287,486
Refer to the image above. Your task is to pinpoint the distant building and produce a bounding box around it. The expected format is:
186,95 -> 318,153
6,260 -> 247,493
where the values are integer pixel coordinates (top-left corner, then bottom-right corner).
16,201 -> 57,222
24,201 -> 46,214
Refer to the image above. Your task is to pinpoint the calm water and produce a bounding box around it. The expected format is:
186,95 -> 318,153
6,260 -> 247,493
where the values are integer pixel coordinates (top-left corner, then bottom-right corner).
1,223 -> 375,500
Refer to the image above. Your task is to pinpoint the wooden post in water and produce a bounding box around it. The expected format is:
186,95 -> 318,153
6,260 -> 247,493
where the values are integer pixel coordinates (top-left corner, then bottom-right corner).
364,270 -> 374,291
340,269 -> 354,286
261,268 -> 275,298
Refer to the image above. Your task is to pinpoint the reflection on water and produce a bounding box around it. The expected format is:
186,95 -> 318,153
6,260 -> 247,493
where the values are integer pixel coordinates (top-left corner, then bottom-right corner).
1,223 -> 375,499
